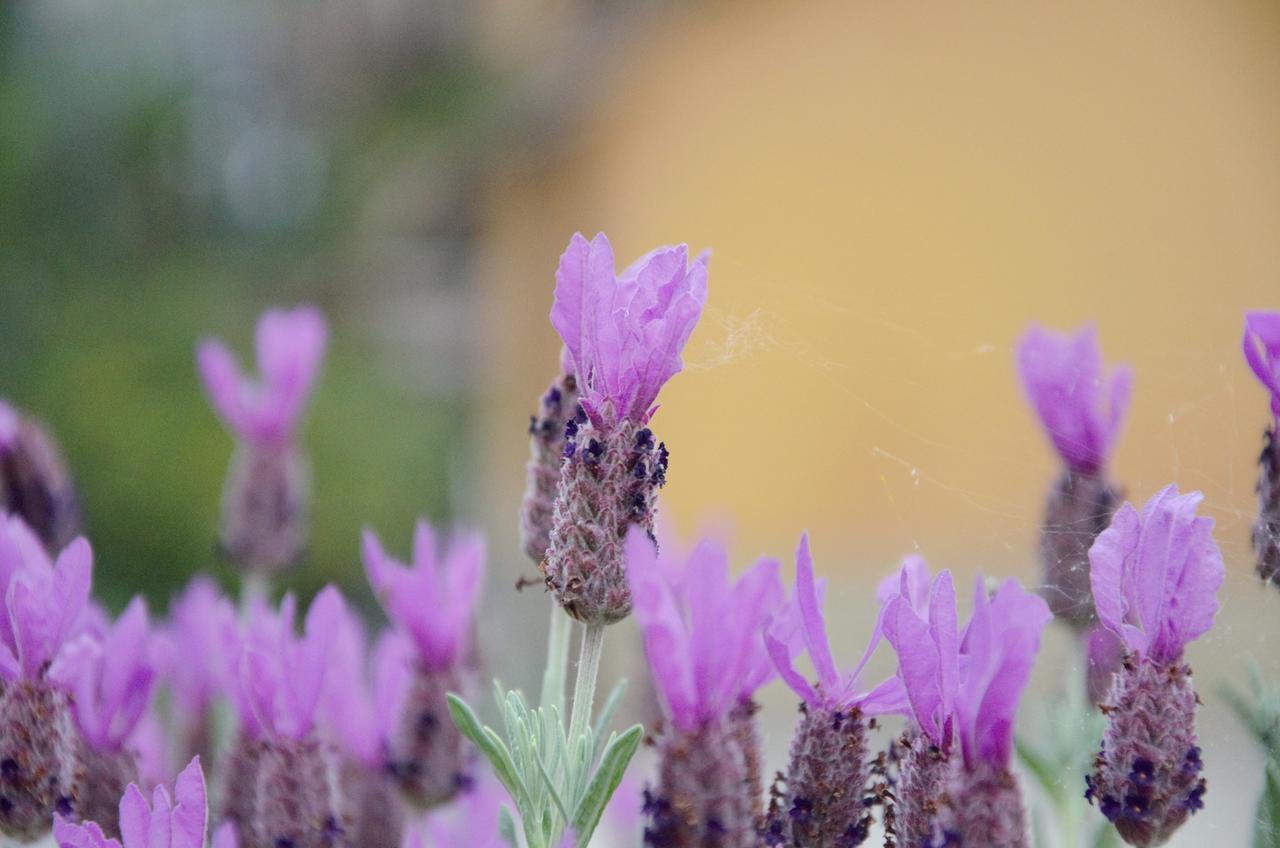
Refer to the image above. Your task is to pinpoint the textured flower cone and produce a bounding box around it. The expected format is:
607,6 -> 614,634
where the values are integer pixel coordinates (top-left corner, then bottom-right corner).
385,664 -> 472,809
218,442 -> 309,574
0,680 -> 80,841
218,732 -> 263,836
1253,430 -> 1280,585
644,704 -> 762,848
250,734 -> 349,848
944,762 -> 1028,848
1087,659 -> 1204,847
520,372 -> 579,565
74,743 -> 138,838
892,728 -> 955,848
1039,470 -> 1120,629
340,761 -> 405,848
544,414 -> 668,624
765,703 -> 871,848
0,416 -> 80,553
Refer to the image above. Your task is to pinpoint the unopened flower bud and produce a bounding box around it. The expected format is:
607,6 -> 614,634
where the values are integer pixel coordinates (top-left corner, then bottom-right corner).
0,680 -> 79,841
544,413 -> 667,624
0,402 -> 80,553
1039,470 -> 1120,628
218,442 -> 309,574
520,361 -> 579,565
385,664 -> 473,809
1253,429 -> 1280,585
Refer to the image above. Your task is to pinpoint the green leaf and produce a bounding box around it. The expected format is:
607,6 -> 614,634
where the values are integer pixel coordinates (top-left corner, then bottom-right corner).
499,805 -> 520,848
447,694 -> 527,803
1255,759 -> 1280,848
591,678 -> 627,757
572,724 -> 644,845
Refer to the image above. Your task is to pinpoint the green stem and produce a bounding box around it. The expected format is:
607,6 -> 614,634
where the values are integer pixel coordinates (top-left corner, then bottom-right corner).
540,602 -> 573,713
567,623 -> 606,746
239,571 -> 270,617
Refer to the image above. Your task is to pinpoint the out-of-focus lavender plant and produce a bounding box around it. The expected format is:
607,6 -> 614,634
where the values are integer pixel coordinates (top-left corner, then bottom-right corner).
762,534 -> 903,847
197,306 -> 327,582
1017,324 -> 1132,631
1085,485 -> 1223,847
0,515 -> 93,841
0,399 -> 81,554
627,527 -> 784,846
1243,312 -> 1280,585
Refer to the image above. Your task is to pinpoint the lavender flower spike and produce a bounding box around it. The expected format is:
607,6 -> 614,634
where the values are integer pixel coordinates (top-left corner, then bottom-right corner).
945,576 -> 1051,848
544,233 -> 708,625
0,399 -> 81,552
520,347 -> 580,565
197,305 -> 327,574
626,526 -> 783,846
0,515 -> 92,840
1086,485 -> 1223,846
53,755 -> 237,848
763,534 -> 904,847
879,559 -> 962,847
1017,323 -> 1132,629
222,587 -> 349,848
50,597 -> 159,836
363,520 -> 482,808
1243,312 -> 1280,584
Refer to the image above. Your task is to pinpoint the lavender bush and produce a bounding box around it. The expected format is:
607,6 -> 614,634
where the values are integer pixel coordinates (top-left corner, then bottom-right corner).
0,229 -> 1271,848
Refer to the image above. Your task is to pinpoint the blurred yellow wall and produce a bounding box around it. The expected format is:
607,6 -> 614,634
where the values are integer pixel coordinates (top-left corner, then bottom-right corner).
477,0 -> 1280,583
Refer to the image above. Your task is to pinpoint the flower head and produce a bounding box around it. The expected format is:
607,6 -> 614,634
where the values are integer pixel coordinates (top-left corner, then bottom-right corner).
1088,485 -> 1224,665
955,577 -> 1052,768
1244,311 -> 1280,420
49,596 -> 158,753
551,233 -> 708,426
1017,323 -> 1132,474
0,514 -> 92,682
236,587 -> 345,740
765,534 -> 903,713
625,526 -> 783,731
363,520 -> 484,671
53,756 -> 220,848
197,305 -> 327,446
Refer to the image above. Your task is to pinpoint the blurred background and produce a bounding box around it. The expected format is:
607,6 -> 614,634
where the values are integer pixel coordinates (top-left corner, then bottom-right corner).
4,0 -> 1280,844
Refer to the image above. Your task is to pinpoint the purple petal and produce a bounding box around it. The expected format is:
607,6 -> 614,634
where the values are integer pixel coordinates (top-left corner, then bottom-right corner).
118,783 -> 151,848
626,527 -> 694,727
1088,502 -> 1144,653
764,628 -> 817,704
793,535 -> 839,691
170,757 -> 208,848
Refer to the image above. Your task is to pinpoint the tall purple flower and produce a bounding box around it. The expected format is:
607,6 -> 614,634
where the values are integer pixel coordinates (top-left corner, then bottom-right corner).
520,347 -> 581,566
544,233 -> 708,625
878,559 -> 961,847
0,514 -> 92,840
220,588 -> 349,848
160,577 -> 238,767
944,576 -> 1051,848
1243,312 -> 1280,584
50,597 -> 159,835
1017,323 -> 1132,629
626,526 -> 782,846
197,305 -> 327,575
0,400 -> 81,553
53,756 -> 238,848
363,520 -> 483,809
762,534 -> 904,847
1086,485 -> 1222,846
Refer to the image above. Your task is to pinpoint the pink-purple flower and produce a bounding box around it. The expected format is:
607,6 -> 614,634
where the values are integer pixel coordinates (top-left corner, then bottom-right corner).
1017,323 -> 1132,475
1088,485 -> 1223,665
551,233 -> 708,427
362,520 -> 484,672
1244,311 -> 1280,420
197,305 -> 328,446
160,577 -> 237,726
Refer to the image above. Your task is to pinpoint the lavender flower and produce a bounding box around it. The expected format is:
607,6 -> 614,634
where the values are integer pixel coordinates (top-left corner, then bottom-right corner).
544,233 -> 708,625
626,526 -> 782,846
221,588 -> 349,848
0,515 -> 92,840
763,534 -> 904,847
1017,323 -> 1132,629
160,577 -> 238,767
0,399 -> 81,552
945,576 -> 1052,847
1086,485 -> 1223,846
1243,312 -> 1280,584
363,520 -> 483,808
520,347 -> 580,565
197,305 -> 327,574
50,597 -> 159,835
53,756 -> 238,848
879,559 -> 961,847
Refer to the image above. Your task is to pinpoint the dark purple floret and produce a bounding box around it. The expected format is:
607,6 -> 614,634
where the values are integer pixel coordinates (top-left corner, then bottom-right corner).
1128,757 -> 1155,788
1099,794 -> 1121,822
1184,781 -> 1206,813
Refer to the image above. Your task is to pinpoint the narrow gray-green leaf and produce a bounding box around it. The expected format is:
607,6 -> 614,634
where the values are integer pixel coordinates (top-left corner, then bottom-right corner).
591,679 -> 628,757
499,805 -> 520,848
1255,759 -> 1280,848
572,724 -> 644,844
447,694 -> 525,803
